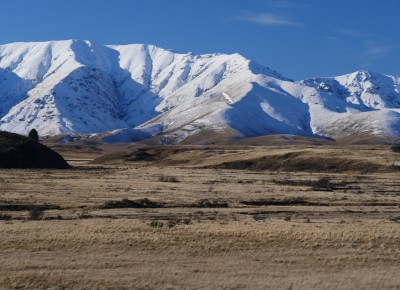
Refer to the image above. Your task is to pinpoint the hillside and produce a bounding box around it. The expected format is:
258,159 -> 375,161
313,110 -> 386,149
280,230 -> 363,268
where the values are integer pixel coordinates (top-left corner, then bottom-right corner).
0,131 -> 69,168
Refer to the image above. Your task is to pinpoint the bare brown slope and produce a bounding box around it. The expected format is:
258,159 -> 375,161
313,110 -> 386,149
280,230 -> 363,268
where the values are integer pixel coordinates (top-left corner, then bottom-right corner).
210,151 -> 396,173
92,145 -> 400,173
227,134 -> 334,146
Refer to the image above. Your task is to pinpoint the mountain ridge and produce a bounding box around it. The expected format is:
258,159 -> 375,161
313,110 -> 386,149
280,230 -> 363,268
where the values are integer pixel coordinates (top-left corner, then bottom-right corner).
0,40 -> 399,143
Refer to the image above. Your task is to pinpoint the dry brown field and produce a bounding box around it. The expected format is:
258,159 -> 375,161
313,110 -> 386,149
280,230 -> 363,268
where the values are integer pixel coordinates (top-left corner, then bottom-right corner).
0,143 -> 399,289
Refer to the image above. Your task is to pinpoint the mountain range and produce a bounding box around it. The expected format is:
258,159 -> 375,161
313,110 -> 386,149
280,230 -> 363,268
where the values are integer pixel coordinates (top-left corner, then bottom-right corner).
0,40 -> 399,144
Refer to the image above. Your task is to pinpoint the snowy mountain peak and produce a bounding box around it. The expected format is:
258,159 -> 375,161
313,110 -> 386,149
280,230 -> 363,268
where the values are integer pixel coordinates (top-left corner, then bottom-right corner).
350,69 -> 375,80
0,40 -> 268,136
301,70 -> 400,110
0,40 -> 399,143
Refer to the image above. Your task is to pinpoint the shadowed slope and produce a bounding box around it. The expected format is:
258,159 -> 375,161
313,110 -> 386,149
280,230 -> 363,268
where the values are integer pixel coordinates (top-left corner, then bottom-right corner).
0,131 -> 70,168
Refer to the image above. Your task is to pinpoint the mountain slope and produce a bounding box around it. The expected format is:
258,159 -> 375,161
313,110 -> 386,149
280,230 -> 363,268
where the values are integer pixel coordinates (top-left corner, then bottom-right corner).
299,71 -> 400,138
0,40 -> 399,143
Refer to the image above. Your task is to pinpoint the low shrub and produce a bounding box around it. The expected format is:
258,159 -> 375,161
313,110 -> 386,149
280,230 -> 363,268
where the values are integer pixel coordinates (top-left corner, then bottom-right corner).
272,177 -> 352,191
28,206 -> 44,220
391,145 -> 400,153
284,215 -> 292,222
0,214 -> 12,221
240,197 -> 321,206
149,220 -> 164,228
158,175 -> 179,183
190,198 -> 229,208
101,198 -> 164,209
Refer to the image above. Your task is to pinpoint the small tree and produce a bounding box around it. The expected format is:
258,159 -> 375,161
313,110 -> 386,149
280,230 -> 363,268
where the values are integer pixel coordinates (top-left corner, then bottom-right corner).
28,129 -> 39,142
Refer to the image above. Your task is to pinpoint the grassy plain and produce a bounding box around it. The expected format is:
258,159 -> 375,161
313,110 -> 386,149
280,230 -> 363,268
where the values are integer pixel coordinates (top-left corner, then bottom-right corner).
0,143 -> 399,289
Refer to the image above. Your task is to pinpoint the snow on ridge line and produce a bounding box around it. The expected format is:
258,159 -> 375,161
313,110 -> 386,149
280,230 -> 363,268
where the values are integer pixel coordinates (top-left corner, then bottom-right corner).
0,40 -> 287,86
0,40 -> 268,137
0,40 -> 400,141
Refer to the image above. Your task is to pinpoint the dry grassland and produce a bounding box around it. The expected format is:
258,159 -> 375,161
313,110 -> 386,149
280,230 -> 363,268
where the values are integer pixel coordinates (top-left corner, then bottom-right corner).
0,144 -> 399,289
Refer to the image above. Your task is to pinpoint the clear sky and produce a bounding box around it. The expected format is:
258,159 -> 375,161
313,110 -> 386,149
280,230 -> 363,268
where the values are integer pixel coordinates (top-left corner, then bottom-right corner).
1,0 -> 399,80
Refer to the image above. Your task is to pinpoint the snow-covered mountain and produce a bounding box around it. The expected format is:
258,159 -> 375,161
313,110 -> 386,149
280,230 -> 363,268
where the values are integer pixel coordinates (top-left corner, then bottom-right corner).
299,71 -> 400,138
0,40 -> 399,143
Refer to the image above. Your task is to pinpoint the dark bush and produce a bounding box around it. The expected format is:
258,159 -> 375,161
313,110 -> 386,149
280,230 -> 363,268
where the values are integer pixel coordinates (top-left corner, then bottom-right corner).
391,145 -> 400,153
240,197 -> 318,206
149,220 -> 164,228
284,215 -> 292,222
272,177 -> 353,191
190,198 -> 229,208
313,177 -> 333,190
158,175 -> 179,183
101,198 -> 164,209
0,203 -> 61,211
0,214 -> 12,221
28,206 -> 44,220
28,129 -> 39,142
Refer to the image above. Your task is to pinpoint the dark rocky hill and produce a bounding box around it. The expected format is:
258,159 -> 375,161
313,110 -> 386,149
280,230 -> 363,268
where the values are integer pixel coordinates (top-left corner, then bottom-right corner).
0,131 -> 70,169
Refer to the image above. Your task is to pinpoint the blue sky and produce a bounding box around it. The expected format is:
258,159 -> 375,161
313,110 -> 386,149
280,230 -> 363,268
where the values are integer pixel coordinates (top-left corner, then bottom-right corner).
1,0 -> 399,80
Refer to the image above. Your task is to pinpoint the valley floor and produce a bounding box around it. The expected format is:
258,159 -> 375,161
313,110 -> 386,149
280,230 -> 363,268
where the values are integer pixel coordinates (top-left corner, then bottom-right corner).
0,145 -> 399,289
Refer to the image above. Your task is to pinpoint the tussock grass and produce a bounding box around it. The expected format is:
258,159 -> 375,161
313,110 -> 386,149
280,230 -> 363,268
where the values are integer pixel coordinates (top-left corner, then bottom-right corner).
1,144 -> 400,289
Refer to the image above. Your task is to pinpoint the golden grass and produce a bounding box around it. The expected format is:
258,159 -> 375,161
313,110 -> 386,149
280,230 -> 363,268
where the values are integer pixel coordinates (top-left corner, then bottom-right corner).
0,144 -> 399,289
1,219 -> 399,289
